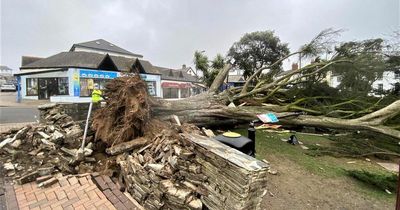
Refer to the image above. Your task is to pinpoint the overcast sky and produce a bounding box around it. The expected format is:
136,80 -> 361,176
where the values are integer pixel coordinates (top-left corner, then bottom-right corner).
1,0 -> 399,71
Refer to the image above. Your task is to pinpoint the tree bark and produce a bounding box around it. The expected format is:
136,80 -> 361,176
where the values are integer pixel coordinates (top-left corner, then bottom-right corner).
153,95 -> 400,139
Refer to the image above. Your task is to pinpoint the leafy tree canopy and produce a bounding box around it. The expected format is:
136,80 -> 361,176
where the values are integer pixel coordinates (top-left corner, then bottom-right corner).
227,30 -> 289,79
193,51 -> 225,87
330,38 -> 389,95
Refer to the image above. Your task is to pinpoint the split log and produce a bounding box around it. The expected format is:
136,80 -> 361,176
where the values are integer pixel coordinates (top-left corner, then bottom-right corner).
106,137 -> 149,155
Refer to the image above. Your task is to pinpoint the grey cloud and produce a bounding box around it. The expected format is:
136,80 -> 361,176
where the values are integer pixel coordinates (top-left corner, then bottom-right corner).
1,0 -> 399,71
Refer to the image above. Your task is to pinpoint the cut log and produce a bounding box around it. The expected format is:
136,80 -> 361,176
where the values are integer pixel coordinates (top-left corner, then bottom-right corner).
105,137 -> 149,155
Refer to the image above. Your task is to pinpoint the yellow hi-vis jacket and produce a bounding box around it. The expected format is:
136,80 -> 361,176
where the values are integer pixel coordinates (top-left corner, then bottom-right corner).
91,89 -> 102,103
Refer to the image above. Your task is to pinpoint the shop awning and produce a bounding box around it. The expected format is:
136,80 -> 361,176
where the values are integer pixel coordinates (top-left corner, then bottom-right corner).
161,82 -> 192,88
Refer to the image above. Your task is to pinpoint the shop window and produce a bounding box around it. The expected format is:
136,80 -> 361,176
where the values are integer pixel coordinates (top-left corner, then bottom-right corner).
163,88 -> 178,99
80,78 -> 110,97
26,78 -> 38,96
80,78 -> 91,97
57,78 -> 69,95
146,81 -> 157,96
180,88 -> 190,98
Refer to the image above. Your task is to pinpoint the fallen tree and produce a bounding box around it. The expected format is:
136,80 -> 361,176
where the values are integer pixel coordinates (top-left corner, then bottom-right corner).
92,29 -> 399,143
149,29 -> 400,139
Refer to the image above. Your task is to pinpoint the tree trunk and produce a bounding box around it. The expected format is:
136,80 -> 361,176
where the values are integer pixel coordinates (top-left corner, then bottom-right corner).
153,95 -> 400,139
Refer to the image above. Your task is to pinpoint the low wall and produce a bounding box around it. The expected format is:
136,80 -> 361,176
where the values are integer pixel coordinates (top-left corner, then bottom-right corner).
61,103 -> 102,121
39,103 -> 101,122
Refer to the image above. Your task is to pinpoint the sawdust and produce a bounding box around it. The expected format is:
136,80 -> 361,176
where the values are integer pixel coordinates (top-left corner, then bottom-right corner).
92,76 -> 151,146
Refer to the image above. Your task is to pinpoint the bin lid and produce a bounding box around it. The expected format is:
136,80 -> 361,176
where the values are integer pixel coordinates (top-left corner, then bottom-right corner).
214,134 -> 252,149
222,132 -> 241,138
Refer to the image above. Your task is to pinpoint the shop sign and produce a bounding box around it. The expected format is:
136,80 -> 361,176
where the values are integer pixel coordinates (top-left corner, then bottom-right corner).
79,69 -> 118,79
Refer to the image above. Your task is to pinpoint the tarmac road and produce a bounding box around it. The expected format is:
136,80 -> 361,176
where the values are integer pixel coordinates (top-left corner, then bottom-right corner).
0,92 -> 45,124
0,107 -> 39,123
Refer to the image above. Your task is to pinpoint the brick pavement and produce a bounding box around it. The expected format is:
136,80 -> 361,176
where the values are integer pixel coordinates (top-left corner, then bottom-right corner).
92,174 -> 141,210
6,174 -> 120,210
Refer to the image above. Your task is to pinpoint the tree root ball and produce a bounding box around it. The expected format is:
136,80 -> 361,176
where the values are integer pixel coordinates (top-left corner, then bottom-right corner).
92,76 -> 150,146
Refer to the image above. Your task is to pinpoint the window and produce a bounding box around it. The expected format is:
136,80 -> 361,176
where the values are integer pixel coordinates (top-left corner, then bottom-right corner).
146,81 -> 157,96
180,88 -> 190,98
26,78 -> 38,95
395,70 -> 400,79
80,78 -> 91,97
394,82 -> 400,94
163,88 -> 178,99
57,78 -> 69,95
377,83 -> 383,93
80,78 -> 109,97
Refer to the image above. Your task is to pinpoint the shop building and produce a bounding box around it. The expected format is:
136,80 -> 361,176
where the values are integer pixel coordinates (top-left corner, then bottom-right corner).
155,65 -> 205,99
15,40 -> 162,102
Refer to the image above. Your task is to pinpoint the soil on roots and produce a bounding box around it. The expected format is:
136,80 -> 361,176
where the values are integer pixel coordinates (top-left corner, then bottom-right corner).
92,76 -> 151,146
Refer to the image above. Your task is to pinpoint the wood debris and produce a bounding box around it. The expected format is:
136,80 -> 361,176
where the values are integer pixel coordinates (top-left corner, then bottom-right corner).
118,130 -> 269,210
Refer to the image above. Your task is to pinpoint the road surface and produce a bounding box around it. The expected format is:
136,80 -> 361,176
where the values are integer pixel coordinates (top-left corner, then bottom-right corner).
0,107 -> 39,123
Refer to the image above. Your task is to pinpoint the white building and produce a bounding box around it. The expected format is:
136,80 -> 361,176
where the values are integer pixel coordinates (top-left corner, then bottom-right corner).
15,39 -> 162,102
0,65 -> 13,76
328,69 -> 400,94
156,65 -> 204,99
371,70 -> 400,92
70,39 -> 143,59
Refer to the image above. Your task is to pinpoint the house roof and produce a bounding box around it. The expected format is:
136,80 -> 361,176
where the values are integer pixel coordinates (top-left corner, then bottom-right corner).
136,59 -> 160,75
20,51 -> 166,76
0,65 -> 12,70
156,66 -> 198,83
71,39 -> 143,58
20,51 -> 119,71
21,56 -> 44,66
109,55 -> 137,72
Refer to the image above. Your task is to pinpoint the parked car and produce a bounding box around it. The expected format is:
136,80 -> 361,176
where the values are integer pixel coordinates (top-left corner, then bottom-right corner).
0,83 -> 16,91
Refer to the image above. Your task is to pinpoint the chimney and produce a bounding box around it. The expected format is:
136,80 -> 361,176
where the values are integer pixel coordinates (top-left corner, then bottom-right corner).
292,63 -> 299,71
182,64 -> 187,70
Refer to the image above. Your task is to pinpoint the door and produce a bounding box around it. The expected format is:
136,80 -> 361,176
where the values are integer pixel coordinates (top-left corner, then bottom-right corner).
47,78 -> 58,97
38,78 -> 48,99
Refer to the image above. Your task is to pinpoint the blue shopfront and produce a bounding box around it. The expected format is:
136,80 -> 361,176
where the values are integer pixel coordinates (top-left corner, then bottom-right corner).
18,68 -> 161,103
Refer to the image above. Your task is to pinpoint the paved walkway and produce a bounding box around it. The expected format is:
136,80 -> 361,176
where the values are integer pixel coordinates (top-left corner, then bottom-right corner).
3,174 -> 140,210
0,92 -> 48,108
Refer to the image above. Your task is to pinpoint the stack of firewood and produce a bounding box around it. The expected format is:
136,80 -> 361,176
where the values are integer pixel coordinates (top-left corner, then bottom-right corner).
185,134 -> 269,209
118,130 -> 205,210
118,130 -> 269,210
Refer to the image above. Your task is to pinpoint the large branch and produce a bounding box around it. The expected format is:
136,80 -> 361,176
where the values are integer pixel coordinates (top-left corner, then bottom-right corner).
356,100 -> 400,124
208,64 -> 232,94
234,61 -> 343,101
241,52 -> 300,94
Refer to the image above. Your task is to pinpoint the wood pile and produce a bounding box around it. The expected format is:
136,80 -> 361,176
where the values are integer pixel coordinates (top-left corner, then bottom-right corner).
118,130 -> 269,210
185,134 -> 269,210
118,130 -> 205,210
0,103 -> 95,181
